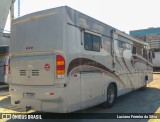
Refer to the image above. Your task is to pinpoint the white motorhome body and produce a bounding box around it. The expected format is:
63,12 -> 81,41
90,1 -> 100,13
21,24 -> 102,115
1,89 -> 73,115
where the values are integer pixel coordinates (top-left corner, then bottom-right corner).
10,6 -> 153,113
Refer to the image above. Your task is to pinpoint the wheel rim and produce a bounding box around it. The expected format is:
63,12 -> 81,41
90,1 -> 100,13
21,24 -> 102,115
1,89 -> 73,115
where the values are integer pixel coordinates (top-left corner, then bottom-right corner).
108,88 -> 115,104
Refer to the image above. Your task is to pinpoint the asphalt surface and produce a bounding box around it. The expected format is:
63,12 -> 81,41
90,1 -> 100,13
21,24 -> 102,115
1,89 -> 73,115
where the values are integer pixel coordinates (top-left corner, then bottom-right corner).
0,74 -> 160,122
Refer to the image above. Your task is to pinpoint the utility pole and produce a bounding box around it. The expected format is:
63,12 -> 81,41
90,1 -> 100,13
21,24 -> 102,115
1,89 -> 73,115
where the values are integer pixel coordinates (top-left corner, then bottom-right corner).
18,0 -> 20,17
10,0 -> 15,25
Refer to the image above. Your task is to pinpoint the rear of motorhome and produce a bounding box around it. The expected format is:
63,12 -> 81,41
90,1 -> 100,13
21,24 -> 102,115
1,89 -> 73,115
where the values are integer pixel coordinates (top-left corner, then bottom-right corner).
10,6 -> 153,113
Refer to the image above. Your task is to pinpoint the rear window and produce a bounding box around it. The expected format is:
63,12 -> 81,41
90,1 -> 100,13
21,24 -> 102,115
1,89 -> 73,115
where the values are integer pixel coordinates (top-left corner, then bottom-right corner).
0,46 -> 9,54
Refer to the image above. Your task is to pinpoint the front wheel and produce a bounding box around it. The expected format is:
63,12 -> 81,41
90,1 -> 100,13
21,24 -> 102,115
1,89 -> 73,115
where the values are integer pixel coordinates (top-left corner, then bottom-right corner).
103,84 -> 117,108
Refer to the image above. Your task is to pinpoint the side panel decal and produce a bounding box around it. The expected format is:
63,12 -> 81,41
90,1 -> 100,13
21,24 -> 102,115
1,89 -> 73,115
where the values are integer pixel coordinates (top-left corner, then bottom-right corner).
67,58 -> 125,86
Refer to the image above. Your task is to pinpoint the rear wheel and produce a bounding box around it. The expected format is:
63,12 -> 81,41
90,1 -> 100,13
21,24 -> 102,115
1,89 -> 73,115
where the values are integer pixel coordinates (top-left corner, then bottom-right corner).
103,84 -> 116,108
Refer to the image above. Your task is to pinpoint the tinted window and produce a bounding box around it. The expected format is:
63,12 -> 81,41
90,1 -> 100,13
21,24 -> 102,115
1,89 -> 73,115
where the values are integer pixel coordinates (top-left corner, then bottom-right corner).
118,41 -> 132,50
0,46 -> 9,54
118,41 -> 125,48
143,49 -> 148,59
84,32 -> 101,52
84,33 -> 92,50
132,46 -> 136,54
154,49 -> 160,52
92,35 -> 101,51
149,51 -> 152,62
152,51 -> 155,58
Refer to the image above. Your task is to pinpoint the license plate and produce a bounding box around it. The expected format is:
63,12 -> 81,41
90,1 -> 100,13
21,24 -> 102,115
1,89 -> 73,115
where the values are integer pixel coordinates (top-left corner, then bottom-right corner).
23,92 -> 35,98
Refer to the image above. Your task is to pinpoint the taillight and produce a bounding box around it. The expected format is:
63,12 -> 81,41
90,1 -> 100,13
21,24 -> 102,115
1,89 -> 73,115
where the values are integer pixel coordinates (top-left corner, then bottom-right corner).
56,55 -> 65,78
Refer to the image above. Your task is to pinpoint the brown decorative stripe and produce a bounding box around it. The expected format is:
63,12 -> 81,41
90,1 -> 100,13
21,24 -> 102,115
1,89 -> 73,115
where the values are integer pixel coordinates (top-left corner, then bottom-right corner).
67,58 -> 125,86
115,56 -> 122,67
127,75 -> 134,89
120,49 -> 134,88
121,57 -> 134,88
121,57 -> 132,74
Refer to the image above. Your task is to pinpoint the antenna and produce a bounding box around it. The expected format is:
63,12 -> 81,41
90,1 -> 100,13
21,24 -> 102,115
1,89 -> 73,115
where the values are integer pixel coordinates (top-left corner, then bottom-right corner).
18,0 -> 20,17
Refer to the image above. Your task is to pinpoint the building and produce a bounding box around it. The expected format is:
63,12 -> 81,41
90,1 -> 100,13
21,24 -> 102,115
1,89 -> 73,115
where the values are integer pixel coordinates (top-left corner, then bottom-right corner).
130,27 -> 160,71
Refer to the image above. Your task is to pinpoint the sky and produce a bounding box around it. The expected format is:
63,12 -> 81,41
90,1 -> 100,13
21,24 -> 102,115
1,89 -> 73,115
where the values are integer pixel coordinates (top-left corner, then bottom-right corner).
5,0 -> 160,34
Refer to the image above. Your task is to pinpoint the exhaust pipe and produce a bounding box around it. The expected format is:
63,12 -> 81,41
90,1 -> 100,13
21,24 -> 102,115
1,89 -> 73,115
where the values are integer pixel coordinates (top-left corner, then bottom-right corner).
26,106 -> 32,112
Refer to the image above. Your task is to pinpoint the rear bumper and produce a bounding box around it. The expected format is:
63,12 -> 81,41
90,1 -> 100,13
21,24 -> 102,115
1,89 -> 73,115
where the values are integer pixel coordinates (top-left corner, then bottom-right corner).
10,84 -> 68,113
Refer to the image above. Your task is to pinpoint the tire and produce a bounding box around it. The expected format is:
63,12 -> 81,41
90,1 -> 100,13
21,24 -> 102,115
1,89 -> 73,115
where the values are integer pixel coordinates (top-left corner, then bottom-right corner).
103,84 -> 116,108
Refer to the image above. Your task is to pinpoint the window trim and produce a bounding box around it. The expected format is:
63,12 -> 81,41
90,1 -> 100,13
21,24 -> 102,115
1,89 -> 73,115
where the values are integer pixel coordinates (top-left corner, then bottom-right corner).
85,30 -> 102,37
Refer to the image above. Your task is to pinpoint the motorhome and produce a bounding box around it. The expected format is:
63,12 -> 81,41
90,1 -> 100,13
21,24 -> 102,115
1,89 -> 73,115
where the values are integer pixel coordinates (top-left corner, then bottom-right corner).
10,6 -> 153,113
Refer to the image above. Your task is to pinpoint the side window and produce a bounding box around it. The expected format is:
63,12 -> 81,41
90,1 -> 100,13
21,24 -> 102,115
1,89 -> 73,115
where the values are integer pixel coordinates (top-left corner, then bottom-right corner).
92,35 -> 101,51
84,32 -> 101,52
116,40 -> 132,60
143,49 -> 148,59
152,51 -> 155,59
118,41 -> 126,48
118,41 -> 132,50
154,49 -> 160,52
149,51 -> 152,62
84,33 -> 92,50
132,46 -> 136,54
0,46 -> 9,54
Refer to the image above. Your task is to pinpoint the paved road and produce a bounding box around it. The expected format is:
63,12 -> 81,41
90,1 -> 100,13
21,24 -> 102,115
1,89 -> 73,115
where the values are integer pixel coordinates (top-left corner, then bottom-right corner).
0,74 -> 160,122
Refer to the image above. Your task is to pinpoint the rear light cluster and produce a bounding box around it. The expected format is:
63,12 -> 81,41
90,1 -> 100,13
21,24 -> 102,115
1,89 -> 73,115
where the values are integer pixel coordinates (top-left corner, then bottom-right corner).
56,55 -> 65,78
